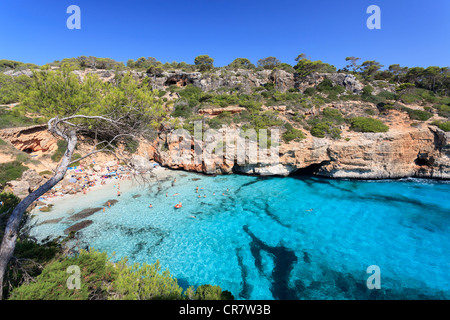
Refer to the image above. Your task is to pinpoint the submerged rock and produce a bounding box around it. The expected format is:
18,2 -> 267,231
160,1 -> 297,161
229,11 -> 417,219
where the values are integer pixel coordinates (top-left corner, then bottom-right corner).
104,199 -> 118,206
37,218 -> 63,226
64,220 -> 93,235
69,207 -> 103,221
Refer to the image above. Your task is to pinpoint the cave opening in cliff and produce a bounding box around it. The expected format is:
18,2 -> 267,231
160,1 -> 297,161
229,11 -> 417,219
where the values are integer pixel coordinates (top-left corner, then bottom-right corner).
415,153 -> 435,167
289,161 -> 328,177
164,76 -> 193,87
22,148 -> 33,154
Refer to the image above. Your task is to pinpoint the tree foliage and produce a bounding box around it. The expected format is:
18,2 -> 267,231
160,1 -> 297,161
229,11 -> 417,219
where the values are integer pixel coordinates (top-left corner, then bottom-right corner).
8,249 -> 233,300
257,56 -> 281,70
194,55 -> 214,72
227,58 -> 255,70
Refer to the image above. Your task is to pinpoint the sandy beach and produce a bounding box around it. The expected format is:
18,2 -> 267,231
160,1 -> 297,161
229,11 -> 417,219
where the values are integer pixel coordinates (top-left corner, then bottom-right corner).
31,164 -> 178,215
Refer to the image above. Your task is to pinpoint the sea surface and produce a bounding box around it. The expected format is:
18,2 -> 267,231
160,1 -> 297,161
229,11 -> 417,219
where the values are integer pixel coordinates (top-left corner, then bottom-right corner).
27,170 -> 450,300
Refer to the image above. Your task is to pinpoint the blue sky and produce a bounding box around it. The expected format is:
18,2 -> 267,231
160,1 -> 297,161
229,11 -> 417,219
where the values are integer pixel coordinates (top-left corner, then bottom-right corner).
0,0 -> 449,69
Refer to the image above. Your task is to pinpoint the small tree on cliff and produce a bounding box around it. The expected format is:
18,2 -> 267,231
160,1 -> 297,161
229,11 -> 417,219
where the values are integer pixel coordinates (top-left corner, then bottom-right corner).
194,55 -> 214,72
0,67 -> 168,299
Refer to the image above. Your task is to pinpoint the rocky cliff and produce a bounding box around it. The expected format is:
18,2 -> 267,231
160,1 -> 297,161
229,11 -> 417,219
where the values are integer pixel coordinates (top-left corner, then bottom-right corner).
2,68 -> 449,180
141,110 -> 450,180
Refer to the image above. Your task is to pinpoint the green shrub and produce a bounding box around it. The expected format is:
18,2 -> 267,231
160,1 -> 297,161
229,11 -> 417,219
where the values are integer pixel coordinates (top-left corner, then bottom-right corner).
317,79 -> 345,98
9,249 -> 232,300
125,139 -> 139,154
208,111 -> 233,129
303,87 -> 316,96
187,284 -> 233,300
310,122 -> 331,138
349,117 -> 389,133
0,74 -> 33,104
15,153 -> 30,163
402,107 -> 432,121
431,120 -> 450,132
376,90 -> 396,101
282,124 -> 306,142
0,161 -> 28,186
71,153 -> 82,167
0,106 -> 35,129
239,99 -> 262,113
322,107 -> 344,124
51,140 -> 68,162
172,100 -> 193,118
434,104 -> 450,117
362,85 -> 374,96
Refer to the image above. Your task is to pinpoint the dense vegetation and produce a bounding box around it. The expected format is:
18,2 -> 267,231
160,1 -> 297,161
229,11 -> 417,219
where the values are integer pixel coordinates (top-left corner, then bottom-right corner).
8,249 -> 233,300
1,54 -> 448,153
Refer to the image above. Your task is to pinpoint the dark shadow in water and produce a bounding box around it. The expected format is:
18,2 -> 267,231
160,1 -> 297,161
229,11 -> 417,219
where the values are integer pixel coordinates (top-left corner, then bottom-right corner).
88,222 -> 168,259
176,278 -> 191,292
234,179 -> 261,194
236,247 -> 253,300
243,225 -> 298,300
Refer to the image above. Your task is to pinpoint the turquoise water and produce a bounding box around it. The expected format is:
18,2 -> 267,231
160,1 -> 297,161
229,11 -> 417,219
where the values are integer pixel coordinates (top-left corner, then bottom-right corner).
28,171 -> 450,299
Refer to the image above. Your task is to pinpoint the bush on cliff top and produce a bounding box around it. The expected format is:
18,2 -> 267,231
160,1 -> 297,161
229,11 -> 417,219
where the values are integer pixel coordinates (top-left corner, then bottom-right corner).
349,117 -> 389,133
431,120 -> 450,132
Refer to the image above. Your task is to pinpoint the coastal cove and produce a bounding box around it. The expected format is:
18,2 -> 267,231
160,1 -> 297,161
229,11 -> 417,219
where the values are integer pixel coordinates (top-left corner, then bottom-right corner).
26,168 -> 450,300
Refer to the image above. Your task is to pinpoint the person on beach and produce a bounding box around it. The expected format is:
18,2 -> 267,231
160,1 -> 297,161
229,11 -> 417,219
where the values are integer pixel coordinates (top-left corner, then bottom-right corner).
117,191 -> 121,197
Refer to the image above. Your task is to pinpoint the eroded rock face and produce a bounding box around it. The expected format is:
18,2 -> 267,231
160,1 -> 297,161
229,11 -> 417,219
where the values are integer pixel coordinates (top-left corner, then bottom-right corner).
148,125 -> 450,179
4,169 -> 45,198
146,69 -> 295,93
0,125 -> 57,153
295,73 -> 365,94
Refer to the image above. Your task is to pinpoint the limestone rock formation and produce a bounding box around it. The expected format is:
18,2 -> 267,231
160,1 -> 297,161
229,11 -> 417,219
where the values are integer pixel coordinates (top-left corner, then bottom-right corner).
295,73 -> 365,94
0,125 -> 57,154
148,123 -> 450,179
